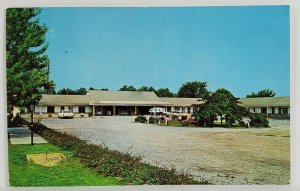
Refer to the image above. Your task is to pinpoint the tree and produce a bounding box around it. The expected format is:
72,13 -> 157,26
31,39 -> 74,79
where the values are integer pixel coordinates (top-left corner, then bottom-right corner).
193,88 -> 247,127
193,103 -> 216,127
119,85 -> 136,91
57,87 -> 87,95
6,8 -> 51,117
40,80 -> 56,94
209,88 -> 244,127
57,88 -> 76,95
177,81 -> 209,98
246,89 -> 276,98
155,88 -> 174,97
137,86 -> 156,92
76,87 -> 87,95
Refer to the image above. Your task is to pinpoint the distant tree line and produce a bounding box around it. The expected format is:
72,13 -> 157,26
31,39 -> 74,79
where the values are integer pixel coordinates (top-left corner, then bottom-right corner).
49,82 -> 276,100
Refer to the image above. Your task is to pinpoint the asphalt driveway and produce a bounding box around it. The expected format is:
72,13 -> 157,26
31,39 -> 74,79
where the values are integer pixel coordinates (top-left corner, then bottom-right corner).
41,116 -> 290,185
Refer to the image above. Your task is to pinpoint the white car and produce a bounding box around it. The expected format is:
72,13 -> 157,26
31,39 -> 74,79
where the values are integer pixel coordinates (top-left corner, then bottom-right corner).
58,110 -> 74,119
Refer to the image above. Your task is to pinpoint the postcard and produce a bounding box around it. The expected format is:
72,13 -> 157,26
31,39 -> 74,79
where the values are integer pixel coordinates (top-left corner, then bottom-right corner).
5,5 -> 290,187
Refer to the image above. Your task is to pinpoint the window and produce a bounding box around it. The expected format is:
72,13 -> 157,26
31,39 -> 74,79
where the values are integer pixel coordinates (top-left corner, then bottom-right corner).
282,108 -> 288,115
193,107 -> 199,112
79,106 -> 85,113
278,107 -> 282,115
47,106 -> 54,113
174,107 -> 181,113
261,108 -> 267,114
272,107 -> 275,114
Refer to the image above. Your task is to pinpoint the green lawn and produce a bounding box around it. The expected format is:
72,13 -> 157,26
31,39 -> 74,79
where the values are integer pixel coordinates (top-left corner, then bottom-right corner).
9,144 -> 124,186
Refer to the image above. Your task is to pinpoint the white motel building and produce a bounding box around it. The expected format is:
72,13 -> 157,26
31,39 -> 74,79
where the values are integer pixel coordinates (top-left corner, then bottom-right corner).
22,90 -> 290,119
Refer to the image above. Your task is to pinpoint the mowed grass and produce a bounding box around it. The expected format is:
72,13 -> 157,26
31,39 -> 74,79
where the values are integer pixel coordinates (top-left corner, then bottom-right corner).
9,144 -> 124,186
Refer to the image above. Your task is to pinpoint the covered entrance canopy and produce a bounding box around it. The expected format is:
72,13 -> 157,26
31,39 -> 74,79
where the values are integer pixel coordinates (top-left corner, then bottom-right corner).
88,90 -> 171,116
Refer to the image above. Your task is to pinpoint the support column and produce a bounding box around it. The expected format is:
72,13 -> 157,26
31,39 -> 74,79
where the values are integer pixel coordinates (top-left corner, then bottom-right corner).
113,106 -> 116,116
92,106 -> 95,116
134,106 -> 137,115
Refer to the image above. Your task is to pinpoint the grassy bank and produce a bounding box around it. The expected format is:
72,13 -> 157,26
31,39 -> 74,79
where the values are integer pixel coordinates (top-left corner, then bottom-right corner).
9,144 -> 123,186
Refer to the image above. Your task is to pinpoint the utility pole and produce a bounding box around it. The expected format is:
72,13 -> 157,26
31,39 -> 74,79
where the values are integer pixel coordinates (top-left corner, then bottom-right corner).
30,104 -> 34,145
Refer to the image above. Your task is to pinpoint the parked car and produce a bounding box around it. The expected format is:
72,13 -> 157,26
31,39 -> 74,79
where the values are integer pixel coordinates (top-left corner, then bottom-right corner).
58,110 -> 74,119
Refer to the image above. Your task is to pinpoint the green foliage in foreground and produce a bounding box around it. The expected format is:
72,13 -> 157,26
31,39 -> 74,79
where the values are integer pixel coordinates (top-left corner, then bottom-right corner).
6,8 -> 54,117
9,144 -> 123,186
32,124 -> 208,185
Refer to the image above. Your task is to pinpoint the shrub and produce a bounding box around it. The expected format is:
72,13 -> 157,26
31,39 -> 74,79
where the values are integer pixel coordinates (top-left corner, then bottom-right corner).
148,117 -> 157,124
249,113 -> 269,127
134,115 -> 147,123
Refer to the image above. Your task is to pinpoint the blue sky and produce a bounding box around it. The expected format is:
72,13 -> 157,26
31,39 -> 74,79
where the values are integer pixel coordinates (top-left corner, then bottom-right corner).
38,6 -> 290,97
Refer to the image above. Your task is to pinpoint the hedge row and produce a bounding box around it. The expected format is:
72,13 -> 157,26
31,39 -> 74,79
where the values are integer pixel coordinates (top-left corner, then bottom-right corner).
32,123 -> 209,185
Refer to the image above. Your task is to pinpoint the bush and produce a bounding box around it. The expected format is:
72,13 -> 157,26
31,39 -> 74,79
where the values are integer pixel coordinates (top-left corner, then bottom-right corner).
134,115 -> 147,123
148,117 -> 156,124
31,123 -> 206,185
249,113 -> 269,127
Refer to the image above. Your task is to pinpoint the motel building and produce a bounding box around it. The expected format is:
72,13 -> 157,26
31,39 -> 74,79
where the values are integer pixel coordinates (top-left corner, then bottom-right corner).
23,90 -> 202,118
239,96 -> 290,119
22,90 -> 290,119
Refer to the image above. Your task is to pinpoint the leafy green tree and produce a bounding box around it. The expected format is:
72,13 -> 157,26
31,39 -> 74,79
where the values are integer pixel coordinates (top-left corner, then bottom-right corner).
193,103 -> 216,127
76,87 -> 87,95
138,86 -> 153,92
148,87 -> 156,92
100,88 -> 109,91
177,81 -> 209,98
57,88 -> 76,95
193,88 -> 247,127
155,88 -> 174,97
246,88 -> 276,98
119,85 -> 136,91
209,88 -> 244,127
57,87 -> 87,95
6,8 -> 51,117
40,80 -> 56,94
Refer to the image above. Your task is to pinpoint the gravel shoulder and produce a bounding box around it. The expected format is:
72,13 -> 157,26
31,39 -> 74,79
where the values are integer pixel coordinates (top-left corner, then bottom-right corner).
41,116 -> 290,185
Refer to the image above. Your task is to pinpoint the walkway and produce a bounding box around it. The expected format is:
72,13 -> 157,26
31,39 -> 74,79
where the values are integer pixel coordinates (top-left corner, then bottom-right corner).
8,127 -> 47,145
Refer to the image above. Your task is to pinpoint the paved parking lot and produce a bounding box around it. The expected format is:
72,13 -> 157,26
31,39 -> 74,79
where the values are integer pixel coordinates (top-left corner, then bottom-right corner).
41,116 -> 290,185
